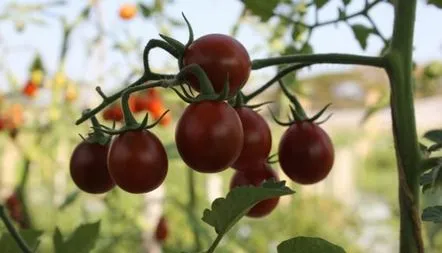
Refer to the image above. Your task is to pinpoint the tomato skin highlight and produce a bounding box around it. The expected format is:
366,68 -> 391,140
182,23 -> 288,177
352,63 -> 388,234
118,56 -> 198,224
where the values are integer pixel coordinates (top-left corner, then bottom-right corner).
230,164 -> 279,218
107,130 -> 168,194
182,34 -> 251,95
155,216 -> 169,242
70,141 -> 115,194
278,121 -> 334,185
231,107 -> 272,170
175,101 -> 243,173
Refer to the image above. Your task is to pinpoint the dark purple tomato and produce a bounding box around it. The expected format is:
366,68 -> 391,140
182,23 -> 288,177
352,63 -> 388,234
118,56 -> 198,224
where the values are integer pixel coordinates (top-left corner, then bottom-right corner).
107,130 -> 168,193
278,121 -> 334,184
175,100 -> 243,173
70,141 -> 115,194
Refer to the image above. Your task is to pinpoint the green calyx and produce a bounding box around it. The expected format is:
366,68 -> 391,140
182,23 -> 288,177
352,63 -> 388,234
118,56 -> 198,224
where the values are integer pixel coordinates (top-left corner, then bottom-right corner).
270,80 -> 332,126
79,110 -> 110,146
230,92 -> 273,111
170,64 -> 233,103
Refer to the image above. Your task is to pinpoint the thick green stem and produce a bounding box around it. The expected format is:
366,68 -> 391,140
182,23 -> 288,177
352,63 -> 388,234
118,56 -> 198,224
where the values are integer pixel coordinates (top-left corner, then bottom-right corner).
187,168 -> 202,251
251,53 -> 386,70
0,205 -> 32,253
386,0 -> 423,252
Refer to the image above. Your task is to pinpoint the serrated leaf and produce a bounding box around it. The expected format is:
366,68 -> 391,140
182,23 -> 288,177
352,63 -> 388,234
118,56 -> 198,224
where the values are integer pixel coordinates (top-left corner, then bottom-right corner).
422,206 -> 442,223
428,0 -> 442,8
202,180 -> 294,235
243,0 -> 279,21
138,3 -> 152,17
0,229 -> 43,252
277,236 -> 346,253
55,221 -> 100,253
350,24 -> 373,50
424,130 -> 442,143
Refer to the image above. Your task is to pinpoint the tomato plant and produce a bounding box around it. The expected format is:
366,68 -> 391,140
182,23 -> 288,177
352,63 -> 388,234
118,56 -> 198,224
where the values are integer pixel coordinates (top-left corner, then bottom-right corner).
175,100 -> 243,173
107,130 -> 168,194
182,34 -> 251,95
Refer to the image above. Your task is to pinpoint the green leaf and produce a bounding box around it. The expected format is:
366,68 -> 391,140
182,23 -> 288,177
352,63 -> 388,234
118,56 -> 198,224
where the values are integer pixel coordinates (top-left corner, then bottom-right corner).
0,229 -> 43,252
342,0 -> 351,5
338,8 -> 346,20
420,164 -> 442,193
422,206 -> 442,223
314,0 -> 329,9
424,129 -> 442,143
53,221 -> 100,253
277,236 -> 346,253
350,24 -> 373,50
138,3 -> 152,17
428,0 -> 442,8
202,180 -> 294,235
243,0 -> 279,21
299,43 -> 313,54
58,191 -> 80,210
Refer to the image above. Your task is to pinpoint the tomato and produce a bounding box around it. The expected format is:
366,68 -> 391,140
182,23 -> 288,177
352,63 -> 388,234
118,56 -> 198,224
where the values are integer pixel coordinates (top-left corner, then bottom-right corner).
102,104 -> 124,122
119,3 -> 137,20
182,34 -> 251,95
155,216 -> 169,242
147,99 -> 171,126
22,80 -> 38,97
175,101 -> 243,173
230,163 -> 279,218
278,121 -> 334,184
231,107 -> 271,170
70,141 -> 115,194
107,130 -> 168,193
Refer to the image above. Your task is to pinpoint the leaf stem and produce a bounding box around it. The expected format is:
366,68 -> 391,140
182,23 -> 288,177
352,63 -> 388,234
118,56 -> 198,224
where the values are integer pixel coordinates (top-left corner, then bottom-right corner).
206,233 -> 223,253
0,205 -> 32,253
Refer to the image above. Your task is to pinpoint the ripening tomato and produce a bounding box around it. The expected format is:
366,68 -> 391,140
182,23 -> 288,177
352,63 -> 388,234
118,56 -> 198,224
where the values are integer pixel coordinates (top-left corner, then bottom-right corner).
278,121 -> 334,184
119,3 -> 137,20
107,130 -> 168,193
230,163 -> 280,218
22,81 -> 38,97
182,34 -> 251,95
102,104 -> 124,122
175,101 -> 243,173
70,141 -> 115,194
231,107 -> 271,170
155,216 -> 169,242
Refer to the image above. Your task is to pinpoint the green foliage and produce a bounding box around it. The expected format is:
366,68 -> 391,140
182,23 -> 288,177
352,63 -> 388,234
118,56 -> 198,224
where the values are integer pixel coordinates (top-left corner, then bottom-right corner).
350,24 -> 373,50
342,0 -> 351,6
138,3 -> 152,17
202,180 -> 294,235
53,221 -> 100,253
425,130 -> 442,144
428,0 -> 442,8
277,236 -> 346,253
421,165 -> 442,193
0,229 -> 42,252
243,0 -> 280,21
314,0 -> 329,9
423,206 -> 442,223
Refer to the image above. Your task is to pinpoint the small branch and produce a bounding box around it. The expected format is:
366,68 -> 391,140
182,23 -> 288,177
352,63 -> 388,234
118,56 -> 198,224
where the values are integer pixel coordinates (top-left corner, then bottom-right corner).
245,63 -> 311,102
206,233 -> 223,253
365,14 -> 389,44
142,39 -> 180,78
251,53 -> 386,70
0,206 -> 33,253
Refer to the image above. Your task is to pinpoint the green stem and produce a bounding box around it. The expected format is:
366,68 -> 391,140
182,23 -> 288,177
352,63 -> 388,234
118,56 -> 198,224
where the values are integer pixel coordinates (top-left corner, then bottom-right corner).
386,0 -> 423,252
206,233 -> 223,253
75,75 -> 148,125
0,205 -> 32,253
187,168 -> 202,251
251,53 -> 386,70
143,39 -> 180,78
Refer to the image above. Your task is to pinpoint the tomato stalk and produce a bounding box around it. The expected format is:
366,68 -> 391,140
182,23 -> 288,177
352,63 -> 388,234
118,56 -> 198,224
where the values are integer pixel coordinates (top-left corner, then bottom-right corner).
0,205 -> 33,253
385,0 -> 423,252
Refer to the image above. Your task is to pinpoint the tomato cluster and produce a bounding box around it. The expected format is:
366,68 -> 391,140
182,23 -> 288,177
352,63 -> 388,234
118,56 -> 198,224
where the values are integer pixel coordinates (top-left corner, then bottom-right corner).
71,33 -> 335,219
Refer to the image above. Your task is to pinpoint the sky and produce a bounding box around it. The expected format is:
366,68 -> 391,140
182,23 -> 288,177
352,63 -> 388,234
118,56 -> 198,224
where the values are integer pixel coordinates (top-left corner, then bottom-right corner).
0,0 -> 441,92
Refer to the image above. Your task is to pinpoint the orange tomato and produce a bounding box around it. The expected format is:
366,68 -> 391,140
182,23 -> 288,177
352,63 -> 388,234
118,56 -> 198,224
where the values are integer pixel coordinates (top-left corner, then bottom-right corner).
119,3 -> 137,20
22,81 -> 38,97
103,104 -> 124,122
